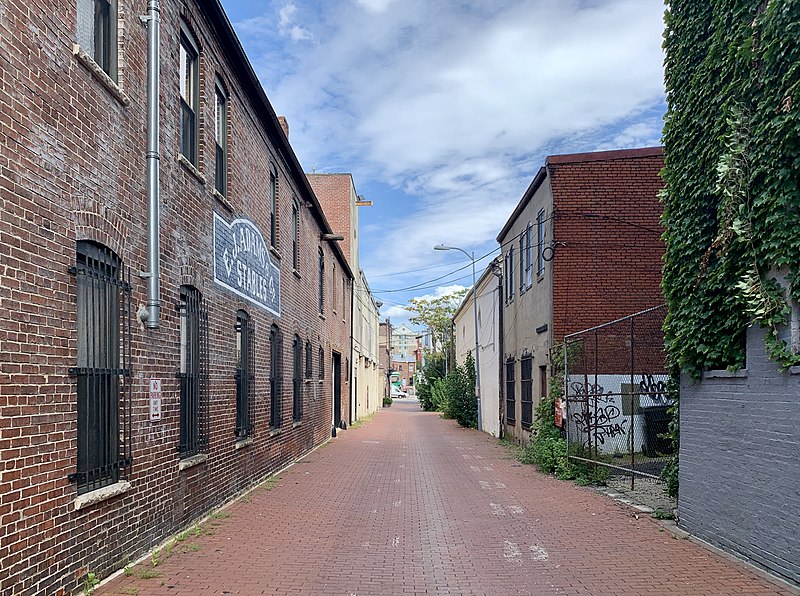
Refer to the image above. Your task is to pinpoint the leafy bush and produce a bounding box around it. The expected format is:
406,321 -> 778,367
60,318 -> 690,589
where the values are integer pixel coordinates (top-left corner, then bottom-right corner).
433,352 -> 477,428
382,396 -> 392,407
416,352 -> 446,411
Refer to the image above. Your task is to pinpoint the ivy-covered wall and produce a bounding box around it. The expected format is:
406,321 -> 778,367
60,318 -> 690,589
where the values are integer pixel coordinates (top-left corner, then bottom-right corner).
661,0 -> 800,377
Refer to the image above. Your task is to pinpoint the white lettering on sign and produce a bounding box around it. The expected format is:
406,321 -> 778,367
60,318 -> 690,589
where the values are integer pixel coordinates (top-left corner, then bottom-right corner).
149,378 -> 162,422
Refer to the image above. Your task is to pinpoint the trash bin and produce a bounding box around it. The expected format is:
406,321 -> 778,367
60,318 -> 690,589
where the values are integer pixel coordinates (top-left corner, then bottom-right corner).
641,405 -> 673,457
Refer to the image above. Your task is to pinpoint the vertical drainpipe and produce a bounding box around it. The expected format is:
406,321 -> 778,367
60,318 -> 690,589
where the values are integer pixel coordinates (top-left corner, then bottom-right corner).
142,0 -> 161,328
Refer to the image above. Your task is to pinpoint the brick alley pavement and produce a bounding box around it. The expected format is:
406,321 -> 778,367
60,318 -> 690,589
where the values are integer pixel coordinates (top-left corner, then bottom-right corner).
99,399 -> 797,596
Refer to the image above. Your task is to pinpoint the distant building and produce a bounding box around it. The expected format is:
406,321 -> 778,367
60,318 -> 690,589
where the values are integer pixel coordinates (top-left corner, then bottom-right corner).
453,259 -> 502,437
307,173 -> 382,422
497,147 -> 665,445
378,320 -> 392,399
391,356 -> 417,389
391,324 -> 417,359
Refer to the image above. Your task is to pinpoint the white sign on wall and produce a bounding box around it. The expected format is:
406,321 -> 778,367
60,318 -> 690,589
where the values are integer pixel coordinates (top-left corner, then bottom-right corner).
149,378 -> 162,422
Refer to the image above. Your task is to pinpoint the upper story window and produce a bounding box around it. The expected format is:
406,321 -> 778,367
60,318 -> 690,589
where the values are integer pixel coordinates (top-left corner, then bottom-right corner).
292,335 -> 303,422
291,200 -> 299,270
536,209 -> 546,277
179,25 -> 200,165
77,0 -> 118,81
525,222 -> 533,287
214,82 -> 228,196
270,164 -> 278,248
318,346 -> 325,379
504,248 -> 515,303
318,248 -> 325,314
519,234 -> 525,292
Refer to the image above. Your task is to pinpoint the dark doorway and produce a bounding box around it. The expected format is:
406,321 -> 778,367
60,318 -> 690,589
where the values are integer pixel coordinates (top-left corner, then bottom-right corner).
332,352 -> 342,432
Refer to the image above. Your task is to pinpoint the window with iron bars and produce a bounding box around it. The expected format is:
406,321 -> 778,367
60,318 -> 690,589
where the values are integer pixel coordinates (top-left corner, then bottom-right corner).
293,335 -> 303,422
520,353 -> 533,428
318,346 -> 325,379
505,358 -> 516,424
234,310 -> 255,439
177,286 -> 208,458
305,340 -> 312,379
214,82 -> 227,196
69,241 -> 132,494
270,324 -> 283,428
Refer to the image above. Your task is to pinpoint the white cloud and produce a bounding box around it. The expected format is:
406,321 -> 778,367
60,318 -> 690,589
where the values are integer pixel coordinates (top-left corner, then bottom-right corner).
278,3 -> 313,41
353,0 -> 396,14
232,0 -> 666,302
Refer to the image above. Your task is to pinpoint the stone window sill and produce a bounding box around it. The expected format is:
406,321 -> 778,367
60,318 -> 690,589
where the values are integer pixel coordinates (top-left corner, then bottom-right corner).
73,481 -> 131,511
704,369 -> 748,379
318,313 -> 326,321
269,428 -> 282,437
178,153 -> 206,184
211,188 -> 233,212
235,437 -> 254,450
72,44 -> 130,107
179,453 -> 208,471
292,421 -> 302,429
269,246 -> 281,260
293,269 -> 301,279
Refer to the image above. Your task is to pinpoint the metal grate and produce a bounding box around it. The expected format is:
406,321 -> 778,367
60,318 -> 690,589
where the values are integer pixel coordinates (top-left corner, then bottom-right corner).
293,335 -> 303,421
563,305 -> 671,486
235,310 -> 255,439
177,286 -> 208,457
520,353 -> 533,428
69,241 -> 132,494
270,324 -> 283,428
505,358 -> 516,423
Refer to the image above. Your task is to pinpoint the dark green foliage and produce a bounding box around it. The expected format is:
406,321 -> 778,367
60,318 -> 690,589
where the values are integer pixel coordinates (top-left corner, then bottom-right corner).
382,396 -> 393,407
433,352 -> 478,428
660,373 -> 680,498
521,346 -> 608,485
416,352 -> 447,411
662,0 -> 800,377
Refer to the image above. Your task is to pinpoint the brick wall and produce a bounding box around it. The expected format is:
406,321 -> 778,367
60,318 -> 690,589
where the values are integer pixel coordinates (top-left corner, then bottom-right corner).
549,148 -> 665,341
307,173 -> 356,269
0,0 -> 352,593
679,324 -> 800,585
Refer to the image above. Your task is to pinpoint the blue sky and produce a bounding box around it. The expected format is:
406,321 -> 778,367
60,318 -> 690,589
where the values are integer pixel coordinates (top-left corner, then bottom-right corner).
220,0 -> 667,328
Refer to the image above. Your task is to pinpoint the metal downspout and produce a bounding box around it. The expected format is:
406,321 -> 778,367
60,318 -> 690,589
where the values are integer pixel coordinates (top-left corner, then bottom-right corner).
142,0 -> 161,328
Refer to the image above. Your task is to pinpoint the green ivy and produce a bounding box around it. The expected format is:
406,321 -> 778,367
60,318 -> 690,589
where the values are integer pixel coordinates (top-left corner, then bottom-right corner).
662,0 -> 800,378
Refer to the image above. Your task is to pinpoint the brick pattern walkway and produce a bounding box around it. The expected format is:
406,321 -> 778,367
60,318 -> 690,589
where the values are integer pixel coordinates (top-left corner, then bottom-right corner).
99,399 -> 796,595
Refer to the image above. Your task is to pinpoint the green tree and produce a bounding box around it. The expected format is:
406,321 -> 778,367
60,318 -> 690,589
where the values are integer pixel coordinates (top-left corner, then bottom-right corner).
406,289 -> 468,353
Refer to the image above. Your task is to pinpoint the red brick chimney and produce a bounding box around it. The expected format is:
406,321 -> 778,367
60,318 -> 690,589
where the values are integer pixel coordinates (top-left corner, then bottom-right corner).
277,116 -> 289,139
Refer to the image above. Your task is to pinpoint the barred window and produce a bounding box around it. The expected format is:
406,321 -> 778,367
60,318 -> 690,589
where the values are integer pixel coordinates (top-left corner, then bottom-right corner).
178,286 -> 208,458
505,358 -> 516,424
318,346 -> 325,379
293,335 -> 303,422
70,241 -> 131,494
305,341 -> 312,379
179,25 -> 199,165
520,353 -> 533,428
77,0 -> 118,80
270,324 -> 282,428
234,310 -> 254,439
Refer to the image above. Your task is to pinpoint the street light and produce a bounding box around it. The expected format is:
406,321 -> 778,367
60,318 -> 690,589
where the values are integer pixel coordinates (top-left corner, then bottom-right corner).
433,244 -> 482,432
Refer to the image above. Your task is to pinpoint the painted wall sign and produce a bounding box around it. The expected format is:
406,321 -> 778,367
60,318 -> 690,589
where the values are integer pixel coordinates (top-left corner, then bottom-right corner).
213,213 -> 281,316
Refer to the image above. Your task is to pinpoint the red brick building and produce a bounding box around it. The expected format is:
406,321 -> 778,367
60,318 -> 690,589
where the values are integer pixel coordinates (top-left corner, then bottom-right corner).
0,0 -> 352,592
496,147 -> 665,444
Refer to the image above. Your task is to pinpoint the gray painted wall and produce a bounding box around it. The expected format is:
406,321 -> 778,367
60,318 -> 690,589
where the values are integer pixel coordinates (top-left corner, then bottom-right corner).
679,324 -> 800,585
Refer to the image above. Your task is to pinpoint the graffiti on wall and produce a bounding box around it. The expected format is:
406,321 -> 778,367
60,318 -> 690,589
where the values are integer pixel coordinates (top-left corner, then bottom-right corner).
569,382 -> 628,447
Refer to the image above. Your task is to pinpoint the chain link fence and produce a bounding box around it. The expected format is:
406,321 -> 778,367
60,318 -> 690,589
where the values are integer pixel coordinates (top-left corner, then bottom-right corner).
561,305 -> 672,487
